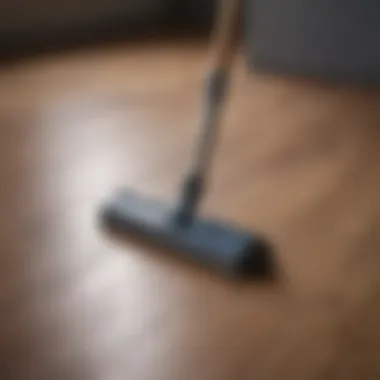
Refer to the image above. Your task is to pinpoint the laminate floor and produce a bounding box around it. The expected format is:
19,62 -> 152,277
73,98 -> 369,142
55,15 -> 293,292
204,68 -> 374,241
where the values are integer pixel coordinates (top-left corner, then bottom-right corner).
1,41 -> 380,379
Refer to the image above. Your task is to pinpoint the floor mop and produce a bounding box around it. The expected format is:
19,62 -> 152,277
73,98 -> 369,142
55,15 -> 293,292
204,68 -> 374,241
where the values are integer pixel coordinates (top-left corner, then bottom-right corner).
100,0 -> 273,277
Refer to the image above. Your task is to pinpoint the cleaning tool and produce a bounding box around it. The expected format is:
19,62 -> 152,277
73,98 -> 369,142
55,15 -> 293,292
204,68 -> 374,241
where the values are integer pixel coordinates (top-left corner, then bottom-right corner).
100,0 -> 272,277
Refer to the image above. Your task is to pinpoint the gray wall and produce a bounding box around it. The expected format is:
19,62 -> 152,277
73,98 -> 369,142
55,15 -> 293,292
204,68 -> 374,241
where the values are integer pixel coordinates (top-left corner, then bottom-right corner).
247,0 -> 380,83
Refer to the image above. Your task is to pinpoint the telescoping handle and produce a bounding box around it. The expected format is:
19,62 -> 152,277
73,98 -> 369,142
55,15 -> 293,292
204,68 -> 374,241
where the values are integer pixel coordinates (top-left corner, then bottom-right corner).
175,0 -> 242,225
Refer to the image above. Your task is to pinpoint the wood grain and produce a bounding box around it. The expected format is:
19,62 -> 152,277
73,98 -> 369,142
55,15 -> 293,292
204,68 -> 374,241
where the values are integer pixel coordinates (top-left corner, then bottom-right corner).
1,41 -> 380,380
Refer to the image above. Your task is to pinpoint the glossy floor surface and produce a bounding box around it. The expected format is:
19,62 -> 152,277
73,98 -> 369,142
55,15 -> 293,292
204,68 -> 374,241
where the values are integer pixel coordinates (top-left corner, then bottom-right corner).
1,41 -> 380,379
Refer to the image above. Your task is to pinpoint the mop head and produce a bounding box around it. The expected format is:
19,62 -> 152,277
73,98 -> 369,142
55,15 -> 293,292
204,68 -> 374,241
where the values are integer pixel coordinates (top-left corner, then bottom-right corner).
100,190 -> 272,278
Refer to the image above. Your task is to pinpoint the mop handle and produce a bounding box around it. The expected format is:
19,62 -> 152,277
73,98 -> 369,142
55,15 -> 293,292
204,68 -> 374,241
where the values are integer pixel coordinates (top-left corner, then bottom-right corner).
176,0 -> 242,224
194,0 -> 242,176
209,0 -> 242,71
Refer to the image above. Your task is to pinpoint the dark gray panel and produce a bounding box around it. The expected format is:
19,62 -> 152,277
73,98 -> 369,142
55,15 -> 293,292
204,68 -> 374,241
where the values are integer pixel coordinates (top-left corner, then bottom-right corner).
246,0 -> 380,84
